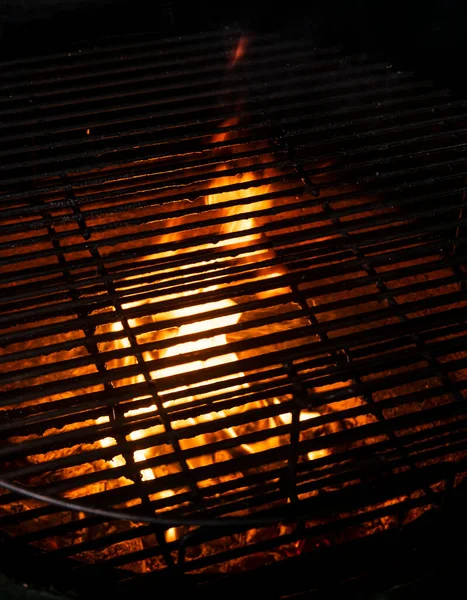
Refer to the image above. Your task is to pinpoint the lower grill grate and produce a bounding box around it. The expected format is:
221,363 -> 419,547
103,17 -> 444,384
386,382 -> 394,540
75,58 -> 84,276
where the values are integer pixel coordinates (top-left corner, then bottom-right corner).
1,26 -> 467,594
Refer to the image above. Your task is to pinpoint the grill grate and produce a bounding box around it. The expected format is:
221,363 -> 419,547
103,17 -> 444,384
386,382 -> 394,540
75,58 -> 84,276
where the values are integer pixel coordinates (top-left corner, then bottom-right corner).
1,26 -> 467,593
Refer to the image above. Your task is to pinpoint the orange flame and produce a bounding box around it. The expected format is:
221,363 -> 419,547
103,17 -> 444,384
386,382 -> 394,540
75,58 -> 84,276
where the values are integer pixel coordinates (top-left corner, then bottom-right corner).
93,37 -> 327,544
230,35 -> 249,68
96,126 -> 326,521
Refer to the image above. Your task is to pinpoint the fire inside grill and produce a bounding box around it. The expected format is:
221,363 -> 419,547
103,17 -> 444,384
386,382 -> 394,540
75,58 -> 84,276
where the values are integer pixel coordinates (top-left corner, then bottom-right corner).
1,27 -> 467,594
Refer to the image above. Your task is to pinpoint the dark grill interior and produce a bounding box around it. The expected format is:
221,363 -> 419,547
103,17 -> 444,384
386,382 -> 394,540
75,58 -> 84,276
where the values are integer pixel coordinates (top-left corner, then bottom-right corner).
1,26 -> 467,596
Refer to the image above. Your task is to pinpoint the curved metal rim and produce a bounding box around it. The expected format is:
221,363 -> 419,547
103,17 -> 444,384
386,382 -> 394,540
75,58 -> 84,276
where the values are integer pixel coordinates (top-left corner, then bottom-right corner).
0,478 -> 287,528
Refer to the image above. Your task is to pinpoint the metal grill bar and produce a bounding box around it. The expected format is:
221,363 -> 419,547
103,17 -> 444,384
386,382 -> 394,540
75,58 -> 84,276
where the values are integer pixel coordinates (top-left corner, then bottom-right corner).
0,51 -> 363,123
0,79 -> 437,151
0,28 -> 246,71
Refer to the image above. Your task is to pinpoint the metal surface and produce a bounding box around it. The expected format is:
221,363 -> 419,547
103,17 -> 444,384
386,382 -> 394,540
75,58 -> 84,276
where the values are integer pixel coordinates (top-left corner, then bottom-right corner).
1,26 -> 467,591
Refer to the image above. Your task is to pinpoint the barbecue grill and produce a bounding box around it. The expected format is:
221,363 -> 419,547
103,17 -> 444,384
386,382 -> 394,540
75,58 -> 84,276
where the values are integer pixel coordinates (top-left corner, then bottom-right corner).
1,18 -> 467,599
